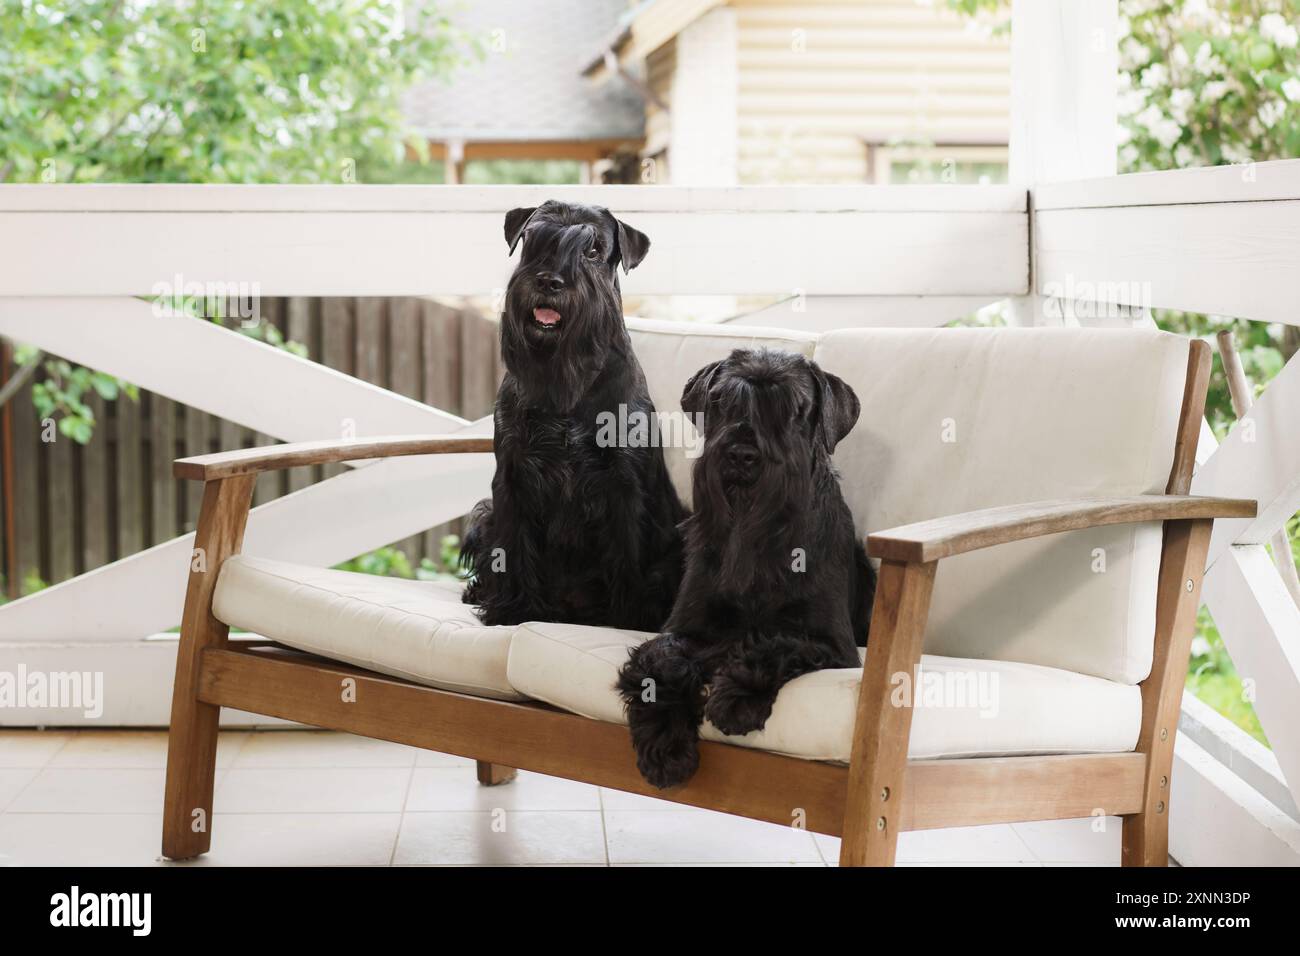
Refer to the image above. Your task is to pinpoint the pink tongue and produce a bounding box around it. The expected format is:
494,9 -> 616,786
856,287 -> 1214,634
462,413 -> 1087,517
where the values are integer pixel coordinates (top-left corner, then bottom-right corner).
533,308 -> 561,326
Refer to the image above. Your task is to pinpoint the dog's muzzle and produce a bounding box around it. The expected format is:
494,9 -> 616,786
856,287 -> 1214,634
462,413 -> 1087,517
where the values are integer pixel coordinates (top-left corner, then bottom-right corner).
719,442 -> 761,486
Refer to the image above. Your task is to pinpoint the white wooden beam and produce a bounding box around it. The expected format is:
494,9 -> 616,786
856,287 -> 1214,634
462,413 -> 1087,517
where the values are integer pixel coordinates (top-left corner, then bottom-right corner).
1201,544 -> 1300,804
0,297 -> 467,440
0,185 -> 1028,297
1179,691 -> 1297,822
1193,351 -> 1300,564
0,448 -> 492,643
1171,734 -> 1300,866
1008,0 -> 1118,326
1035,197 -> 1300,327
1008,0 -> 1118,187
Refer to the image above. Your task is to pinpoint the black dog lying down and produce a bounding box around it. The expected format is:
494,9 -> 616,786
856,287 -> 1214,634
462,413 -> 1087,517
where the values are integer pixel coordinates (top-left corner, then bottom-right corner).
617,349 -> 875,790
462,200 -> 685,630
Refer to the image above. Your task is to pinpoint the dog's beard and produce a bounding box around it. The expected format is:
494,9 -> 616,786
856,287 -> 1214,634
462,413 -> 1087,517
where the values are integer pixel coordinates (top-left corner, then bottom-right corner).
500,271 -> 627,413
690,444 -> 812,595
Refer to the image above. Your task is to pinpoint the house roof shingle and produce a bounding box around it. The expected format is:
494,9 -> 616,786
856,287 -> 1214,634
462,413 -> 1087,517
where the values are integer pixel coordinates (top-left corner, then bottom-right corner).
404,0 -> 645,143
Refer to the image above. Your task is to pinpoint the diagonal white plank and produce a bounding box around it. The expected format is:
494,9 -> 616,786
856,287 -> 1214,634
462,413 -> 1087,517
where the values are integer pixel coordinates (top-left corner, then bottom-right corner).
1193,351 -> 1300,565
0,446 -> 492,642
1201,544 -> 1300,803
0,296 -> 467,440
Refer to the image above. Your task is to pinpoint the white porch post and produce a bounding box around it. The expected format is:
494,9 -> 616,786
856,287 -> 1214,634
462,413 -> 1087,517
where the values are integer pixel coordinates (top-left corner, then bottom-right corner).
1008,0 -> 1118,326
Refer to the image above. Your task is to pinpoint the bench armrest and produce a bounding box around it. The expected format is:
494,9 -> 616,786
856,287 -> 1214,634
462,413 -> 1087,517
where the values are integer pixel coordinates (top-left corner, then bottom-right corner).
174,434 -> 494,481
867,494 -> 1257,563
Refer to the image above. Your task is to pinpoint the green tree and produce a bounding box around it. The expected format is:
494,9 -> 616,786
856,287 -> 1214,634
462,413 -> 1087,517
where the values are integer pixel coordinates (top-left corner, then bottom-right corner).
0,0 -> 469,439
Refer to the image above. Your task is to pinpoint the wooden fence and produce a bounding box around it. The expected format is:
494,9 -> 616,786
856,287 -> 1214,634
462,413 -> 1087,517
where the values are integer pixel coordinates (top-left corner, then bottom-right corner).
1,297 -> 502,594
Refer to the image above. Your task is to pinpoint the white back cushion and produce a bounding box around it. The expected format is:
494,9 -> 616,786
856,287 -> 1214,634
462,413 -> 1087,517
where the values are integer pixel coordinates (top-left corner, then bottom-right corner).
813,327 -> 1191,684
627,318 -> 817,507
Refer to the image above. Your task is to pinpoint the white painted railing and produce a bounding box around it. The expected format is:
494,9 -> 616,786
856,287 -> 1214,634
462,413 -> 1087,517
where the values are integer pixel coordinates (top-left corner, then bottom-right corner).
0,184 -> 1026,643
0,167 -> 1297,863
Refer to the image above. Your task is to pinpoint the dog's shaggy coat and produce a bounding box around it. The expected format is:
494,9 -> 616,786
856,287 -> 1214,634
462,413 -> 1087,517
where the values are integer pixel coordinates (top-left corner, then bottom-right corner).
616,349 -> 875,789
461,200 -> 685,630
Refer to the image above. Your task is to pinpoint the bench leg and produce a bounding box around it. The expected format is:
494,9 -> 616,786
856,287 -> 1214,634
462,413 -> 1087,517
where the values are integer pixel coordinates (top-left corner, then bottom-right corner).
162,476 -> 255,861
476,761 -> 518,786
839,559 -> 937,867
1122,519 -> 1212,867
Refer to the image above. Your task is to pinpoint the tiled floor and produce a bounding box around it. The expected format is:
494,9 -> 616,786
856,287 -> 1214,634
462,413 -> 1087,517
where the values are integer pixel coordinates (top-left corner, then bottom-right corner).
0,729 -> 1131,866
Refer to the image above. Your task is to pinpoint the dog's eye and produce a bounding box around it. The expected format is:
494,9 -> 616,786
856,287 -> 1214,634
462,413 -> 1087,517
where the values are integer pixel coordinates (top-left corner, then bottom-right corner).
586,246 -> 600,261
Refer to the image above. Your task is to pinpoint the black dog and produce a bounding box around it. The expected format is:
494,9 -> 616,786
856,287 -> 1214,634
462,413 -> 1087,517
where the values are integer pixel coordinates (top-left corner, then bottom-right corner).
616,349 -> 875,789
461,200 -> 685,630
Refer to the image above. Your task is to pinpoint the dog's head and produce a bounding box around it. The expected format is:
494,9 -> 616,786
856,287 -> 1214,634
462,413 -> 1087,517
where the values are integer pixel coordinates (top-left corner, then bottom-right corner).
679,348 -> 859,590
682,348 -> 860,492
501,199 -> 649,350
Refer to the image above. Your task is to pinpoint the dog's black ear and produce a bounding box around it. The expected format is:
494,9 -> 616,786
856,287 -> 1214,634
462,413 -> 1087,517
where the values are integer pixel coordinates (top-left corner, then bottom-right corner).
811,366 -> 860,453
504,207 -> 538,256
614,218 -> 650,273
681,360 -> 723,417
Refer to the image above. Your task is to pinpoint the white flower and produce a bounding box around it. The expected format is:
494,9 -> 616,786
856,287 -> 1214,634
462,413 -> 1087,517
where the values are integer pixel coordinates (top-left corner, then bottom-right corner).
1260,13 -> 1299,50
1136,104 -> 1184,148
1190,636 -> 1211,658
1169,88 -> 1194,124
1119,143 -> 1140,169
1283,77 -> 1300,103
1174,143 -> 1194,167
1259,98 -> 1286,129
1122,36 -> 1151,67
1201,80 -> 1231,103
1141,61 -> 1168,89
1171,43 -> 1190,69
1182,0 -> 1210,20
1222,143 -> 1252,164
1193,41 -> 1225,77
1118,85 -> 1150,117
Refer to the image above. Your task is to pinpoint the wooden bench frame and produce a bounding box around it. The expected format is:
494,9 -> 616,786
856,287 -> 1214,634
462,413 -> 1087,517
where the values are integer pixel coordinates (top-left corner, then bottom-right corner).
161,340 -> 1255,866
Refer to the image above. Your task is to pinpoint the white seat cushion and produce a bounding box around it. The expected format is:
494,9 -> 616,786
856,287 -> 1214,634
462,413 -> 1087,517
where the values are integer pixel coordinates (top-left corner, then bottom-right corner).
506,623 -> 1141,761
213,556 -> 524,701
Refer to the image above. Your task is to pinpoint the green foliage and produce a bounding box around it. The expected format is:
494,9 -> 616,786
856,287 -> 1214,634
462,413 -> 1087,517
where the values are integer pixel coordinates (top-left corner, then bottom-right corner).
1,0 -> 468,435
27,352 -> 138,444
1152,311 -> 1292,439
334,535 -> 465,584
1186,607 -> 1269,744
1118,0 -> 1300,171
0,0 -> 467,185
0,569 -> 49,605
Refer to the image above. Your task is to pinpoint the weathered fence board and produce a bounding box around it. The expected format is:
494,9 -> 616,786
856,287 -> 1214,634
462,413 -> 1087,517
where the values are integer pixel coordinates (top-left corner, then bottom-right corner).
1,297 -> 498,594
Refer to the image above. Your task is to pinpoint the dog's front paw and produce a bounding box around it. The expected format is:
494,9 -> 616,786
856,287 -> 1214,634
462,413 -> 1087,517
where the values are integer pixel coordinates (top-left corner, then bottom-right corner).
704,676 -> 775,737
634,736 -> 700,791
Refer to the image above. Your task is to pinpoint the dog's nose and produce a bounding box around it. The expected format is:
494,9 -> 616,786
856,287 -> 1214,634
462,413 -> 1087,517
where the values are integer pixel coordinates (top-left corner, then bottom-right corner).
726,445 -> 760,470
537,272 -> 565,293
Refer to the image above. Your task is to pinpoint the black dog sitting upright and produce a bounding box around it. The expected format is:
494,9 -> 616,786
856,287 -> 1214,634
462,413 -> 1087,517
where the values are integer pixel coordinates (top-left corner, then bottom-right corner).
461,200 -> 685,630
616,349 -> 875,789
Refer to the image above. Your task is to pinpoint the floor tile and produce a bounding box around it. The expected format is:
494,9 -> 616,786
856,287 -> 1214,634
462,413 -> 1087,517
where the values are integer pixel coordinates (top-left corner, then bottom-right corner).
415,750 -> 476,768
599,788 -> 701,812
394,811 -> 606,865
0,730 -> 73,768
180,813 -> 402,866
214,767 -> 410,814
407,768 -> 600,812
232,731 -> 417,768
605,809 -> 821,864
7,768 -> 168,814
0,814 -> 163,866
815,823 -> 1037,865
1012,817 -> 1122,864
0,768 -> 40,811
50,730 -> 247,769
